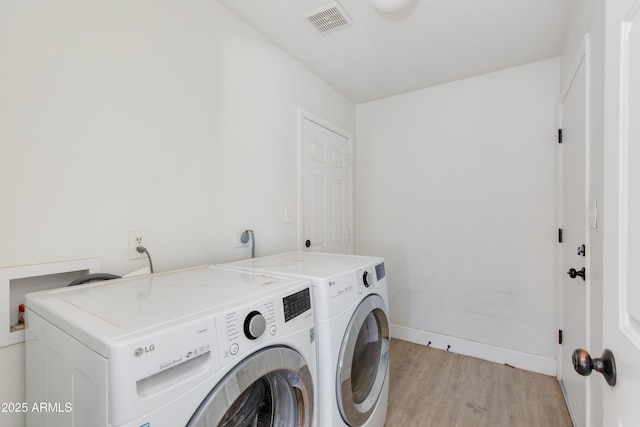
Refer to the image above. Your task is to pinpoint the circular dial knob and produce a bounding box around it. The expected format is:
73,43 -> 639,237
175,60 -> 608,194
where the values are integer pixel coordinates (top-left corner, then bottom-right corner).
244,311 -> 266,340
363,271 -> 370,287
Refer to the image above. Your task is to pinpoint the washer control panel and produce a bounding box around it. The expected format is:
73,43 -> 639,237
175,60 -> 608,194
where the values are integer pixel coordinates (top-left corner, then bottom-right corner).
220,299 -> 275,356
216,284 -> 312,363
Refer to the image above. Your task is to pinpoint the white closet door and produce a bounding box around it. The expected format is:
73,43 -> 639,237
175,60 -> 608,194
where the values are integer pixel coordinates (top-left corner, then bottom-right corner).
301,115 -> 352,254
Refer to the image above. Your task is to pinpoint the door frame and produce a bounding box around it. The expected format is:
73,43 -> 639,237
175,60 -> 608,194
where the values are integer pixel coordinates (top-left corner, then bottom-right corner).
297,107 -> 354,253
557,33 -> 592,426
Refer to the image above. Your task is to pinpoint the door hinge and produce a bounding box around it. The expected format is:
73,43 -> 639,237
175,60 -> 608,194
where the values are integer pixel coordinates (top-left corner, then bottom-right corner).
558,128 -> 563,144
558,228 -> 563,243
558,329 -> 563,345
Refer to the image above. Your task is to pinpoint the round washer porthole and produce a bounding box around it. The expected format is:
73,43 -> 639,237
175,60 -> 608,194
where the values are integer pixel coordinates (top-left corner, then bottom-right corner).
187,346 -> 314,427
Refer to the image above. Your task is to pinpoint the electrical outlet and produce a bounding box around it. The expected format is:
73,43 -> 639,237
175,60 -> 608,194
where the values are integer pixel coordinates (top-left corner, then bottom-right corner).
129,231 -> 147,260
234,229 -> 249,248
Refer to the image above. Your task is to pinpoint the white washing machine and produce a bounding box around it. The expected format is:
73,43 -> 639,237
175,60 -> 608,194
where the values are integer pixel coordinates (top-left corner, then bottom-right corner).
219,252 -> 390,427
25,266 -> 316,427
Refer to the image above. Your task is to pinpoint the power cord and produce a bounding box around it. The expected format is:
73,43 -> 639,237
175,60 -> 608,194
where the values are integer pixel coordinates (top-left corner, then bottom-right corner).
136,245 -> 154,273
241,229 -> 255,258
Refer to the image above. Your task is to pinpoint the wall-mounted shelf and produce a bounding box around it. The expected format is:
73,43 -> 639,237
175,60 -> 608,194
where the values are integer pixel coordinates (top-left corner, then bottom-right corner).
0,258 -> 101,348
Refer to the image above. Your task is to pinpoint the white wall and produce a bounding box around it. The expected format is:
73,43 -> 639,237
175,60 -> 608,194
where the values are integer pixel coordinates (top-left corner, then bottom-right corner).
0,1 -> 354,425
355,58 -> 560,373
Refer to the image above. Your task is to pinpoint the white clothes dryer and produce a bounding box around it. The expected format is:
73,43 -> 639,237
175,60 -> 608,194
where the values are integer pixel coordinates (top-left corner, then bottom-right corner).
219,252 -> 390,427
25,266 -> 316,427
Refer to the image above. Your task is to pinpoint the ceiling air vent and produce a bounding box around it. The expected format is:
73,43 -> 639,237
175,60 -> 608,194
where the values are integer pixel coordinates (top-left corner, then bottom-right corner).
304,2 -> 352,34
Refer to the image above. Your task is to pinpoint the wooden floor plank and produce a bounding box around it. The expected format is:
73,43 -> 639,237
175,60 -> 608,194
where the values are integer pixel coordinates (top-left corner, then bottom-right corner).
385,339 -> 572,426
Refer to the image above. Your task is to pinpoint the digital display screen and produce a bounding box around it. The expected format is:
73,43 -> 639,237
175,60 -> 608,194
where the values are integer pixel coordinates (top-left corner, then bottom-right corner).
375,262 -> 386,280
283,288 -> 311,322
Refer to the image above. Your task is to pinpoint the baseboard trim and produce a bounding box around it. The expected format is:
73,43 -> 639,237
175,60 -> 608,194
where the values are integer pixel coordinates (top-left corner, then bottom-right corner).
391,324 -> 556,376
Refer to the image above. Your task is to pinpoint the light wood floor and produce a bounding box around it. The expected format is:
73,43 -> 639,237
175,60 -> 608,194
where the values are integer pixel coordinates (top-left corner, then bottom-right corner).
386,339 -> 572,427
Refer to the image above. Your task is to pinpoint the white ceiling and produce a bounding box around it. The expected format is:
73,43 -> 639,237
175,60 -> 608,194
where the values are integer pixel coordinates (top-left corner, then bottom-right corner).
217,0 -> 576,104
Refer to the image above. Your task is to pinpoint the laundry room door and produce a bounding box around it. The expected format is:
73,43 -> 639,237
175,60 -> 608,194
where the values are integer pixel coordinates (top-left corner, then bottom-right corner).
300,110 -> 353,254
601,0 -> 640,423
558,35 -> 590,427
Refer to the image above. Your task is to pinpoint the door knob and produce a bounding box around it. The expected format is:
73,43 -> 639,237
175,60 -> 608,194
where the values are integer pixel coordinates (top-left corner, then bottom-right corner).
567,267 -> 586,281
305,240 -> 311,248
572,348 -> 617,386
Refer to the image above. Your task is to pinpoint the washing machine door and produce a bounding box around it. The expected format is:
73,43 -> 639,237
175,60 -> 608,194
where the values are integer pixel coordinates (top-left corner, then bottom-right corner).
187,346 -> 314,427
336,294 -> 390,426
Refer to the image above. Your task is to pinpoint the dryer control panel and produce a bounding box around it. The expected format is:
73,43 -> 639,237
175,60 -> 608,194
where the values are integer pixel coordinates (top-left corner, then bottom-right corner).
359,262 -> 386,289
356,266 -> 376,291
313,262 -> 388,320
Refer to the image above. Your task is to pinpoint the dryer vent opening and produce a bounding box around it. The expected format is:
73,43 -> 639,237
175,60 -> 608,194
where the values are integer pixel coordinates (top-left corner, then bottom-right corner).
304,2 -> 352,34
